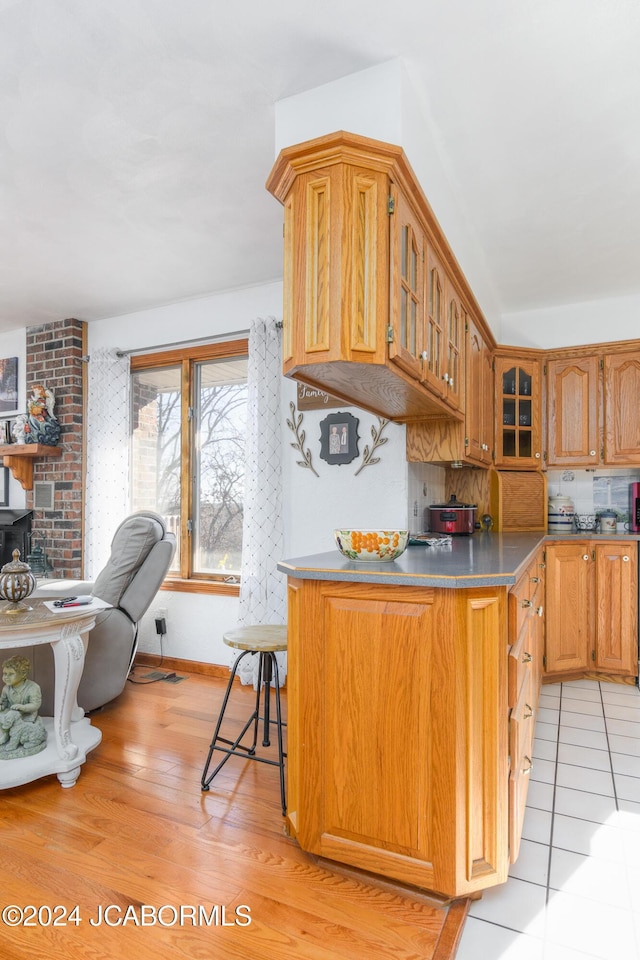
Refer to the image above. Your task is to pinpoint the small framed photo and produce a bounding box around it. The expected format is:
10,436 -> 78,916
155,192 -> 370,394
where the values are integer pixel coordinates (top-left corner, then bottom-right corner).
0,467 -> 9,507
319,412 -> 359,466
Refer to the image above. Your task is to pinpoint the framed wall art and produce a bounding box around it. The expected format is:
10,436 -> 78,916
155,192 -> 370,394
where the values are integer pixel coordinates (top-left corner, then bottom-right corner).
0,357 -> 18,413
319,412 -> 359,466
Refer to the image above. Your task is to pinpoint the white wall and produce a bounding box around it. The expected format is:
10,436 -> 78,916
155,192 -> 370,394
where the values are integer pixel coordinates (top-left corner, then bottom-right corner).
501,292 -> 640,349
87,282 -> 410,667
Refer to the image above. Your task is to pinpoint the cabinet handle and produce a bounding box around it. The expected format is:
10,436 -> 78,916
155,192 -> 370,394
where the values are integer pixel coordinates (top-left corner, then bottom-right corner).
535,452 -> 541,458
530,576 -> 541,583
537,606 -> 544,617
522,756 -> 533,774
521,599 -> 532,608
449,378 -> 454,389
524,704 -> 533,719
582,555 -> 589,561
521,651 -> 533,663
539,562 -> 546,569
442,372 -> 449,383
623,556 -> 630,562
590,450 -> 596,456
421,350 -> 428,360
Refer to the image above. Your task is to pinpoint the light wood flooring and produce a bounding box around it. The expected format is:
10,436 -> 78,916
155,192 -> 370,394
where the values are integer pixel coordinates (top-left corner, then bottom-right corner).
0,665 -> 468,960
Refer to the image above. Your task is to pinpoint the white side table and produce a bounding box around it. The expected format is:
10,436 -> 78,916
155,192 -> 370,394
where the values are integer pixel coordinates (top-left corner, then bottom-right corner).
0,599 -> 106,788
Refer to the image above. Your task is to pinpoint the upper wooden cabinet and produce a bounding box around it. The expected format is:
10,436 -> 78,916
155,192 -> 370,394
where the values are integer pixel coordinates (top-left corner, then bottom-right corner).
494,353 -> 543,469
466,316 -> 494,465
546,345 -> 640,467
406,311 -> 492,468
604,350 -> 640,464
266,131 -> 493,423
546,355 -> 600,466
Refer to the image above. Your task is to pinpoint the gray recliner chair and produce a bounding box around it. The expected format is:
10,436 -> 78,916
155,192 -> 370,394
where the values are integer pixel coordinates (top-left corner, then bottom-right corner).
5,511 -> 176,715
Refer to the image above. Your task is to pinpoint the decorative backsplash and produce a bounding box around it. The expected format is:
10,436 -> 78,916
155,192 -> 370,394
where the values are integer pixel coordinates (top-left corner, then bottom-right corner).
546,467 -> 640,521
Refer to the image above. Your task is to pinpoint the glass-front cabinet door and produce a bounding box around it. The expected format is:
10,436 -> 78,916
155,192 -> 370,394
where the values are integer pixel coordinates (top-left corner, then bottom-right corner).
494,355 -> 542,468
388,189 -> 425,380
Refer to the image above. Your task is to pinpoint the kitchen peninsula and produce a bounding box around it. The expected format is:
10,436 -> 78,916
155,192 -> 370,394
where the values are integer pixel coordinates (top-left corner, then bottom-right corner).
278,532 -> 637,901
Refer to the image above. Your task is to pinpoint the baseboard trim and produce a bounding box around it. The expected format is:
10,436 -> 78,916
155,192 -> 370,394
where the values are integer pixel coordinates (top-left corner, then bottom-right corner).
133,652 -> 232,680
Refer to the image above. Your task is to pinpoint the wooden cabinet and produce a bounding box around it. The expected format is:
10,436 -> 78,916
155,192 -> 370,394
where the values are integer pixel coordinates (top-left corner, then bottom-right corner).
546,346 -> 640,467
494,353 -> 543,469
266,131 -> 488,423
285,577 -> 509,900
544,540 -> 638,679
604,350 -> 640,464
546,355 -> 600,466
507,550 -> 544,862
466,315 -> 493,464
405,311 -> 493,468
388,187 -> 425,382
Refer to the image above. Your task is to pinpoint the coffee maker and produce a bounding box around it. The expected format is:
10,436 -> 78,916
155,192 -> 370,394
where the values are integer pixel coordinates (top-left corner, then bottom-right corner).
630,482 -> 640,532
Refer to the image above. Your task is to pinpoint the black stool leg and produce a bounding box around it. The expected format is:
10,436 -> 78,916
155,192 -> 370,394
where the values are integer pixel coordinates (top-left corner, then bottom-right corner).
201,649 -> 257,790
261,652 -> 272,747
270,653 -> 287,816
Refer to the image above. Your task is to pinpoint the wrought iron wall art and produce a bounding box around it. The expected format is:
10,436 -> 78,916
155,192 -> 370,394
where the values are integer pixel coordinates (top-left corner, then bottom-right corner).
286,401 -> 319,477
354,417 -> 390,476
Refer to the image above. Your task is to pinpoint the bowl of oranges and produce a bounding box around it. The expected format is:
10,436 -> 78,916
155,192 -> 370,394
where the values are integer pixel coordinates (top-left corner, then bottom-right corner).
333,529 -> 409,562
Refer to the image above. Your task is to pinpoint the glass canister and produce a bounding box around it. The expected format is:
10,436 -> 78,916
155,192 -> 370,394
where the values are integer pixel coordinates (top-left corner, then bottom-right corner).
548,495 -> 575,534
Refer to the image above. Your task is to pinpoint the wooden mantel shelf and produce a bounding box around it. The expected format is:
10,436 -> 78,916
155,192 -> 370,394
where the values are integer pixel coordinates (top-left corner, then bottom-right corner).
0,444 -> 62,490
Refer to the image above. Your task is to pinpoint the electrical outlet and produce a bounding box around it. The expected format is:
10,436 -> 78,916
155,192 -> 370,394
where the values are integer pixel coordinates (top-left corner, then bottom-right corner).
156,607 -> 168,620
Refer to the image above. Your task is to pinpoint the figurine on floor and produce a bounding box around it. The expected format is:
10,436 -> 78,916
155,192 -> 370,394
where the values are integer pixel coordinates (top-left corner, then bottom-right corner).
12,383 -> 61,445
0,655 -> 47,759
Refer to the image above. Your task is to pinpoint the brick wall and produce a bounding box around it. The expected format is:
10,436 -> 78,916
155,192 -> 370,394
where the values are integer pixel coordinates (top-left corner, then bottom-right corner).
25,319 -> 86,579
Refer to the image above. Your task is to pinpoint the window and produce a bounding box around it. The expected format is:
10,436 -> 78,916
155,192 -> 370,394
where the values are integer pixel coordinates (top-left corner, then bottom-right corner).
130,340 -> 249,591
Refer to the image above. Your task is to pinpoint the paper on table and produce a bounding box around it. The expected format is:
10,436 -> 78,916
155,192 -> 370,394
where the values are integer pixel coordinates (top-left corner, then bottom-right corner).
43,597 -> 112,613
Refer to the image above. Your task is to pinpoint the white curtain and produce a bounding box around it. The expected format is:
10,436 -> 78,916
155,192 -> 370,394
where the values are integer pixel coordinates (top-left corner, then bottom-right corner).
236,317 -> 287,685
84,348 -> 130,579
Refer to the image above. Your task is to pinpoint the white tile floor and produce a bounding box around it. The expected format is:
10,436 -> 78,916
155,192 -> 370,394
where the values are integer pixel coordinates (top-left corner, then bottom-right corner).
456,679 -> 640,960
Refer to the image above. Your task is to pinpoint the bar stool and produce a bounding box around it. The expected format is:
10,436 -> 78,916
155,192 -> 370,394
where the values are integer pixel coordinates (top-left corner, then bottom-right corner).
201,624 -> 287,815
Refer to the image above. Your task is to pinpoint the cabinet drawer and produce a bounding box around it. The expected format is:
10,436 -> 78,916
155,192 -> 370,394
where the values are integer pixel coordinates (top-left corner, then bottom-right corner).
509,673 -> 535,775
508,617 -> 536,708
509,677 -> 535,863
509,562 -> 543,640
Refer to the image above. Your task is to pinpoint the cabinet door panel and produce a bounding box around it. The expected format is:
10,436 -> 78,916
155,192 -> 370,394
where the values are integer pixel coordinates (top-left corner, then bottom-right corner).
388,189 -> 424,380
466,317 -> 493,464
422,245 -> 445,396
494,356 -> 542,469
594,542 -> 638,675
545,543 -> 591,674
547,356 -> 600,466
604,352 -> 640,464
443,279 -> 464,412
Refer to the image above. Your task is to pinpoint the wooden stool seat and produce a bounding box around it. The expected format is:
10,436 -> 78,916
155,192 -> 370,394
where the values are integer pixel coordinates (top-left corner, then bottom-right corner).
223,625 -> 287,653
201,624 -> 287,816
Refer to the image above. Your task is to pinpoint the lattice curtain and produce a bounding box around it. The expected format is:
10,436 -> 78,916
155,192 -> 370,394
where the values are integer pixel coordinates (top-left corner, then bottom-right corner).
84,348 -> 130,578
236,316 -> 287,685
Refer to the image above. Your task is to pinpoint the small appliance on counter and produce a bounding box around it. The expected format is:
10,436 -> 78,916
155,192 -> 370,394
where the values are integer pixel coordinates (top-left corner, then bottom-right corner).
630,482 -> 640,533
427,495 -> 477,535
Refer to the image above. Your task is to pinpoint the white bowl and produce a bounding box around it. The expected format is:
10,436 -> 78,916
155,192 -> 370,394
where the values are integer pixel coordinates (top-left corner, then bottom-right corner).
334,529 -> 408,562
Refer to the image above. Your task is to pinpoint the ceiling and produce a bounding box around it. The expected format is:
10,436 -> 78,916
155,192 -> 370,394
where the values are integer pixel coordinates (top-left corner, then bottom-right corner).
0,0 -> 638,333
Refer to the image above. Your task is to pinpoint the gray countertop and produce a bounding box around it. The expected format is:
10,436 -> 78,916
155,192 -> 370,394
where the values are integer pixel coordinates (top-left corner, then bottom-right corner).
278,531 -> 640,589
